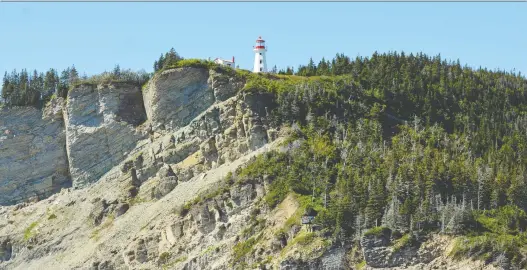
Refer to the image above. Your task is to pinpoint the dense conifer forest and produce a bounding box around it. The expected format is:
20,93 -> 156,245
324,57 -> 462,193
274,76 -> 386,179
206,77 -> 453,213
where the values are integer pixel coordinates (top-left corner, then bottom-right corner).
3,50 -> 527,267
239,52 -> 527,267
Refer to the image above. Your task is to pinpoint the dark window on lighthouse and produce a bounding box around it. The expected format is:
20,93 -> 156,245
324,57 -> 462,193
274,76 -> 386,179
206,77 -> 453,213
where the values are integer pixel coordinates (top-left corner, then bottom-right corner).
260,67 -> 263,71
260,60 -> 262,64
259,53 -> 262,55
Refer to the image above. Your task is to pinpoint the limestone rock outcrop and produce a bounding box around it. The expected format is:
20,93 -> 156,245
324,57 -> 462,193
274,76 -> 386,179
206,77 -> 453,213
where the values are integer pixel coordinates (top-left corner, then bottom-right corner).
64,82 -> 148,187
0,67 -> 263,204
142,67 -> 214,131
142,67 -> 246,132
360,231 -> 438,269
0,104 -> 70,205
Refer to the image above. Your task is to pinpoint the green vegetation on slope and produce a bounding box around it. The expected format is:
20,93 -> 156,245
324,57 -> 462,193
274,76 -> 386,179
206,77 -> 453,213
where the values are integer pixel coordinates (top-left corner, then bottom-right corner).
226,51 -> 527,267
24,221 -> 38,241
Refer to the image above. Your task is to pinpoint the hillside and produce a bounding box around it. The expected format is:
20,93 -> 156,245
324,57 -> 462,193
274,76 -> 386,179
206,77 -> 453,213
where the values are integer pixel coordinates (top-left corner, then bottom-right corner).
1,52 -> 527,270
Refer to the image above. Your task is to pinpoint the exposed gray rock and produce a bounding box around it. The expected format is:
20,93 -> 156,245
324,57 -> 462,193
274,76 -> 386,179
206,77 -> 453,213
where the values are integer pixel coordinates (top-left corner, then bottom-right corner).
361,232 -> 433,268
208,69 -> 245,102
125,237 -> 159,265
157,164 -> 176,178
42,97 -> 66,121
230,183 -> 256,209
196,204 -> 216,234
64,83 -> 147,188
0,106 -> 70,205
89,199 -> 109,226
143,67 -> 214,131
152,176 -> 178,199
279,247 -> 348,270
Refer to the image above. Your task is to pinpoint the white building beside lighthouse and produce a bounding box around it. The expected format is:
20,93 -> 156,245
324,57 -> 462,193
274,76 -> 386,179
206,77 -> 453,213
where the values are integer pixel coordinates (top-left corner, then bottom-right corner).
253,36 -> 267,73
214,56 -> 235,68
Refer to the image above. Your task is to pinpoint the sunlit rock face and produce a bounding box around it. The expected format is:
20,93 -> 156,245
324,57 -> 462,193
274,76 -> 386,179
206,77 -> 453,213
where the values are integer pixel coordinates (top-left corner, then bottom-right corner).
0,104 -> 70,205
64,82 -> 147,188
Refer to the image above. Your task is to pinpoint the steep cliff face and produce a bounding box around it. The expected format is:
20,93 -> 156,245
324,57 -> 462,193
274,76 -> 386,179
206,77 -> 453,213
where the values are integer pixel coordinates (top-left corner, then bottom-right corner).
143,67 -> 212,131
64,82 -> 148,188
0,100 -> 70,206
0,66 -> 288,270
121,67 -> 277,195
142,67 -> 245,132
0,67 -> 251,204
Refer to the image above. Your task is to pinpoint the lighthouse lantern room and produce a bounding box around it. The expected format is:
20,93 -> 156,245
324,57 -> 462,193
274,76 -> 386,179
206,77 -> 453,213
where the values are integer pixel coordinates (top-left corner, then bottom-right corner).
253,36 -> 267,73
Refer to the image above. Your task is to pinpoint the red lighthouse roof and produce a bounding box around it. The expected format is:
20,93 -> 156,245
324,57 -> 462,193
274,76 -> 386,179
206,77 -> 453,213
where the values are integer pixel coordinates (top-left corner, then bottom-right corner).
254,36 -> 266,49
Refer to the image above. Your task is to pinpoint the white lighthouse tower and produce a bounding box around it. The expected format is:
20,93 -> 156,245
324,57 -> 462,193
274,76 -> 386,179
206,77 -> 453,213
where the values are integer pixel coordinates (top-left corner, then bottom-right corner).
253,36 -> 267,73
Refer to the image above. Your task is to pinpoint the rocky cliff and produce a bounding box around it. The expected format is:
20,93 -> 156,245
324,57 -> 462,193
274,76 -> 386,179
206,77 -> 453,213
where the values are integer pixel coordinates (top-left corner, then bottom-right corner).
0,100 -> 70,206
0,66 -> 501,270
64,82 -> 148,188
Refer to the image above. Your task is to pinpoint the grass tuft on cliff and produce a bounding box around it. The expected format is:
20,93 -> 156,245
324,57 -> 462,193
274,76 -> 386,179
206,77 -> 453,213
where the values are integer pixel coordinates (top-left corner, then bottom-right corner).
24,221 -> 39,241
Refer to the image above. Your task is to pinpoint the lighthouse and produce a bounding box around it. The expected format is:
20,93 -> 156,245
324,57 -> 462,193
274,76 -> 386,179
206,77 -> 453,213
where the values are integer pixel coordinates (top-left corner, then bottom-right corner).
253,36 -> 267,73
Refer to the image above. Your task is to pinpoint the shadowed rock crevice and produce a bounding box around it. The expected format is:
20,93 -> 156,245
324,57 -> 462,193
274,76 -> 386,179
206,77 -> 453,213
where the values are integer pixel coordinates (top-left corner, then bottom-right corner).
0,239 -> 13,262
113,83 -> 148,126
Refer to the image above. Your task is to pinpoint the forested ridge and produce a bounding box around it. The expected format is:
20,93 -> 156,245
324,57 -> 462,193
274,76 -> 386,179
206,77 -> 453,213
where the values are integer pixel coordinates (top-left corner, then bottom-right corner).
3,50 -> 527,267
238,52 -> 527,268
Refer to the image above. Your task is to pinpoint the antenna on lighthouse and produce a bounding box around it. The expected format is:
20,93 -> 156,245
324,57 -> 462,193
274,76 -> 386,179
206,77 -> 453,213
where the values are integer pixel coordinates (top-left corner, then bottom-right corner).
253,36 -> 267,73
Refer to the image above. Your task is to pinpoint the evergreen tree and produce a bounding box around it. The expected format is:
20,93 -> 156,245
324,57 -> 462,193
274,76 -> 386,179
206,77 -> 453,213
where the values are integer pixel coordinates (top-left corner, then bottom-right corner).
44,69 -> 58,99
271,65 -> 278,74
57,68 -> 70,98
69,65 -> 79,85
113,64 -> 121,78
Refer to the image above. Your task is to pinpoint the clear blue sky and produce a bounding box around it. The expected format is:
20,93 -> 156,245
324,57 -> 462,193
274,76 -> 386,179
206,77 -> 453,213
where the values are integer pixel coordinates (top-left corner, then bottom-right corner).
0,3 -> 526,77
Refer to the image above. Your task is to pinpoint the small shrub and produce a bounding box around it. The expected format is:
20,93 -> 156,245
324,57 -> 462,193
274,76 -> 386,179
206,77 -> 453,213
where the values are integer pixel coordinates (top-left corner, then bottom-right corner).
24,222 -> 38,241
392,233 -> 415,252
159,252 -> 171,264
355,260 -> 366,270
232,233 -> 262,264
264,180 -> 289,208
48,213 -> 57,220
364,226 -> 391,237
129,196 -> 147,206
225,201 -> 233,209
225,172 -> 234,185
200,245 -> 218,256
294,232 -> 316,245
179,202 -> 193,217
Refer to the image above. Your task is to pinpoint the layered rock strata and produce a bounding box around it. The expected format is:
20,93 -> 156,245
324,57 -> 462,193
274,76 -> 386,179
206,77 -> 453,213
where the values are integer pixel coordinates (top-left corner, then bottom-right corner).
0,101 -> 70,206
64,82 -> 148,188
